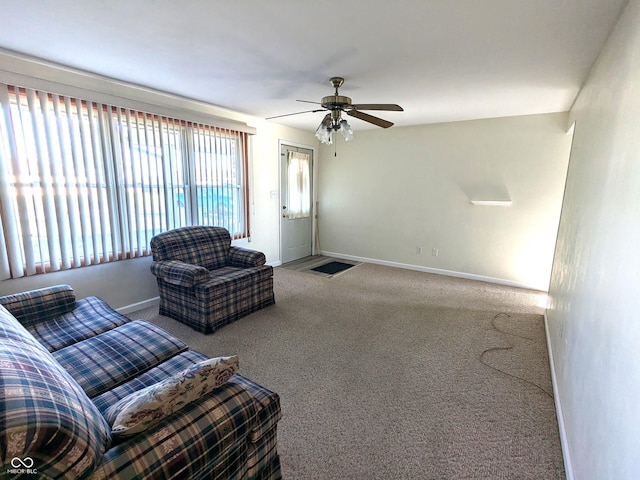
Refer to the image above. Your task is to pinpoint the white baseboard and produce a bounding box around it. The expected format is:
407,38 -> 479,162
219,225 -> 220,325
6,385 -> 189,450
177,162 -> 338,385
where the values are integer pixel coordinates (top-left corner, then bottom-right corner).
117,296 -> 159,315
319,250 -> 545,291
544,311 -> 574,480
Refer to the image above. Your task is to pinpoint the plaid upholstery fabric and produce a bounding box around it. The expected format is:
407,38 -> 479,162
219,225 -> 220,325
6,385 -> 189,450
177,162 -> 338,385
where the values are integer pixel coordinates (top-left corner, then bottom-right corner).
0,284 -> 76,329
53,320 -> 187,398
0,304 -> 111,479
247,428 -> 282,480
196,266 -> 274,298
92,350 -> 208,414
95,366 -> 282,447
26,296 -> 132,352
92,380 -> 257,480
150,259 -> 210,287
92,350 -> 283,480
233,375 -> 282,443
0,304 -> 49,351
157,273 -> 275,333
150,226 -> 231,270
228,246 -> 267,268
150,226 -> 275,334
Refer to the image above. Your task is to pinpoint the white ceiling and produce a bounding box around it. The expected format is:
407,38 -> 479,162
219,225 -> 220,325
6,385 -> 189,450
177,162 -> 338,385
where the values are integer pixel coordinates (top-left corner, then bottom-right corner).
0,0 -> 628,131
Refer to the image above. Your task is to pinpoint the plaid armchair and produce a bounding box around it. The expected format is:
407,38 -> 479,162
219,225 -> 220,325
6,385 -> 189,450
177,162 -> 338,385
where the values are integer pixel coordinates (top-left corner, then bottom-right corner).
150,226 -> 275,333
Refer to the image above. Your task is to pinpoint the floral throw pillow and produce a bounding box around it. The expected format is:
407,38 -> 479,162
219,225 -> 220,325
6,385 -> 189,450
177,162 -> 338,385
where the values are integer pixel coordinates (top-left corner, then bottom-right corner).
104,355 -> 239,439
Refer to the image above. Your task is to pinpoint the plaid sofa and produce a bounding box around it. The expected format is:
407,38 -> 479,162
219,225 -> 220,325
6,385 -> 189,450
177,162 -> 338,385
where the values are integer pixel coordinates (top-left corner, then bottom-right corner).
150,226 -> 275,334
0,285 -> 282,479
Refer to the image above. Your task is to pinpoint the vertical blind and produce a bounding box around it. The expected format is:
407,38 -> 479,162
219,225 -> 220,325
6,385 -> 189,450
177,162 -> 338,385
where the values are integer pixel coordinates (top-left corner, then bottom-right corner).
0,83 -> 249,279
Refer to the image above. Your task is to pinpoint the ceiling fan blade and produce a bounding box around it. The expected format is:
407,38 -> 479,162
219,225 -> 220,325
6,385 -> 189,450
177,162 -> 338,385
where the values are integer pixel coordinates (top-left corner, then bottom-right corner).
350,104 -> 404,111
347,110 -> 394,128
266,109 -> 324,120
296,99 -> 322,105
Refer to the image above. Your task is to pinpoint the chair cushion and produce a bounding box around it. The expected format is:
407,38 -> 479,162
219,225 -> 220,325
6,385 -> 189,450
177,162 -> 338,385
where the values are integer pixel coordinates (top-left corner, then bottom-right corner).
195,266 -> 274,300
0,304 -> 111,479
104,356 -> 239,440
150,226 -> 231,270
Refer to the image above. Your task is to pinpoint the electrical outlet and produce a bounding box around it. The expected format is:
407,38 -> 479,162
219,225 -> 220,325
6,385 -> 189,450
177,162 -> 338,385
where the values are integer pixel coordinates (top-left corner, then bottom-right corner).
432,248 -> 439,257
416,246 -> 423,254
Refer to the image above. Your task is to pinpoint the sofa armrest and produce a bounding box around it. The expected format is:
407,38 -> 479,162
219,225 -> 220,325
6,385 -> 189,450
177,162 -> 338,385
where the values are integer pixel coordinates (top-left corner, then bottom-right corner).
96,380 -> 258,479
150,260 -> 210,287
0,284 -> 76,329
228,246 -> 267,268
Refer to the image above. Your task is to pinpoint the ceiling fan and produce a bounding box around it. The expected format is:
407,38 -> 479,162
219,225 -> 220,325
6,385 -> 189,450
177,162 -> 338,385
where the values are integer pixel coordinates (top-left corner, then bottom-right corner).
266,77 -> 403,143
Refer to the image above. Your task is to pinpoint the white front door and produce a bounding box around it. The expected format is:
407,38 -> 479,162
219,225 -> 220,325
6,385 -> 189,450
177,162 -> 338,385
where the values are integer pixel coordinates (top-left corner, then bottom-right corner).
280,144 -> 313,264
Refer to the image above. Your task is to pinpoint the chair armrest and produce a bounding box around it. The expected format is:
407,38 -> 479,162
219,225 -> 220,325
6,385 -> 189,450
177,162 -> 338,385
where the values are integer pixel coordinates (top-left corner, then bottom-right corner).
0,284 -> 76,329
150,260 -> 210,287
228,246 -> 267,268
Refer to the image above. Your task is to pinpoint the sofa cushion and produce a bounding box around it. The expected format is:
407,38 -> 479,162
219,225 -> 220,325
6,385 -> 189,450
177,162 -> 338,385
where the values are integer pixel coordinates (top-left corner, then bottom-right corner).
0,304 -> 111,479
92,350 -> 209,413
0,303 -> 51,352
53,320 -> 188,398
104,355 -> 239,439
27,296 -> 131,352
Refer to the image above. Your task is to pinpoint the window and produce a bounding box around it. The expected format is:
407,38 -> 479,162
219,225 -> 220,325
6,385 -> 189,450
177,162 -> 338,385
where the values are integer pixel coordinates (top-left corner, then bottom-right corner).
285,150 -> 311,219
0,84 -> 249,279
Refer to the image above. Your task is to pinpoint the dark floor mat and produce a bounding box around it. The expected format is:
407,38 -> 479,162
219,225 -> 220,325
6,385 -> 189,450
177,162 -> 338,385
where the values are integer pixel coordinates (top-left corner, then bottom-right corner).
311,261 -> 356,275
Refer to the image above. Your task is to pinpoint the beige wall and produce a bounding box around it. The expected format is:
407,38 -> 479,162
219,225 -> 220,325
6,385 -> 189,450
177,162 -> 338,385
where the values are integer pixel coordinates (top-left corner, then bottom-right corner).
317,113 -> 572,291
0,54 -> 574,305
0,52 -> 317,309
246,122 -> 317,264
547,0 -> 640,478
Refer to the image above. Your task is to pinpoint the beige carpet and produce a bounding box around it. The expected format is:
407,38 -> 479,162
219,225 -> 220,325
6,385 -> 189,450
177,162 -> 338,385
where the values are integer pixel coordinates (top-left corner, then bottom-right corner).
136,262 -> 565,479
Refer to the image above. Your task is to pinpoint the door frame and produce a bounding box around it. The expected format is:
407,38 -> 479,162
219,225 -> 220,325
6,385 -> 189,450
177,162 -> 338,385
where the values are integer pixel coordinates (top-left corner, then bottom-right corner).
278,140 -> 318,264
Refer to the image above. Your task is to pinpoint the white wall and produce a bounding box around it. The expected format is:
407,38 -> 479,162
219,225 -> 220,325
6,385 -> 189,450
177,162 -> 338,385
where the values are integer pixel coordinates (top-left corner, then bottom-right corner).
318,113 -> 572,291
0,52 -> 317,309
247,122 -> 318,264
547,0 -> 640,478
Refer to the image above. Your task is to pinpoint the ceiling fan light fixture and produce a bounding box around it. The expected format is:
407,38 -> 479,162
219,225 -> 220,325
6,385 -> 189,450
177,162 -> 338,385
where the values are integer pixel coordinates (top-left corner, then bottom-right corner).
339,119 -> 354,142
315,122 -> 332,144
315,114 -> 334,144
